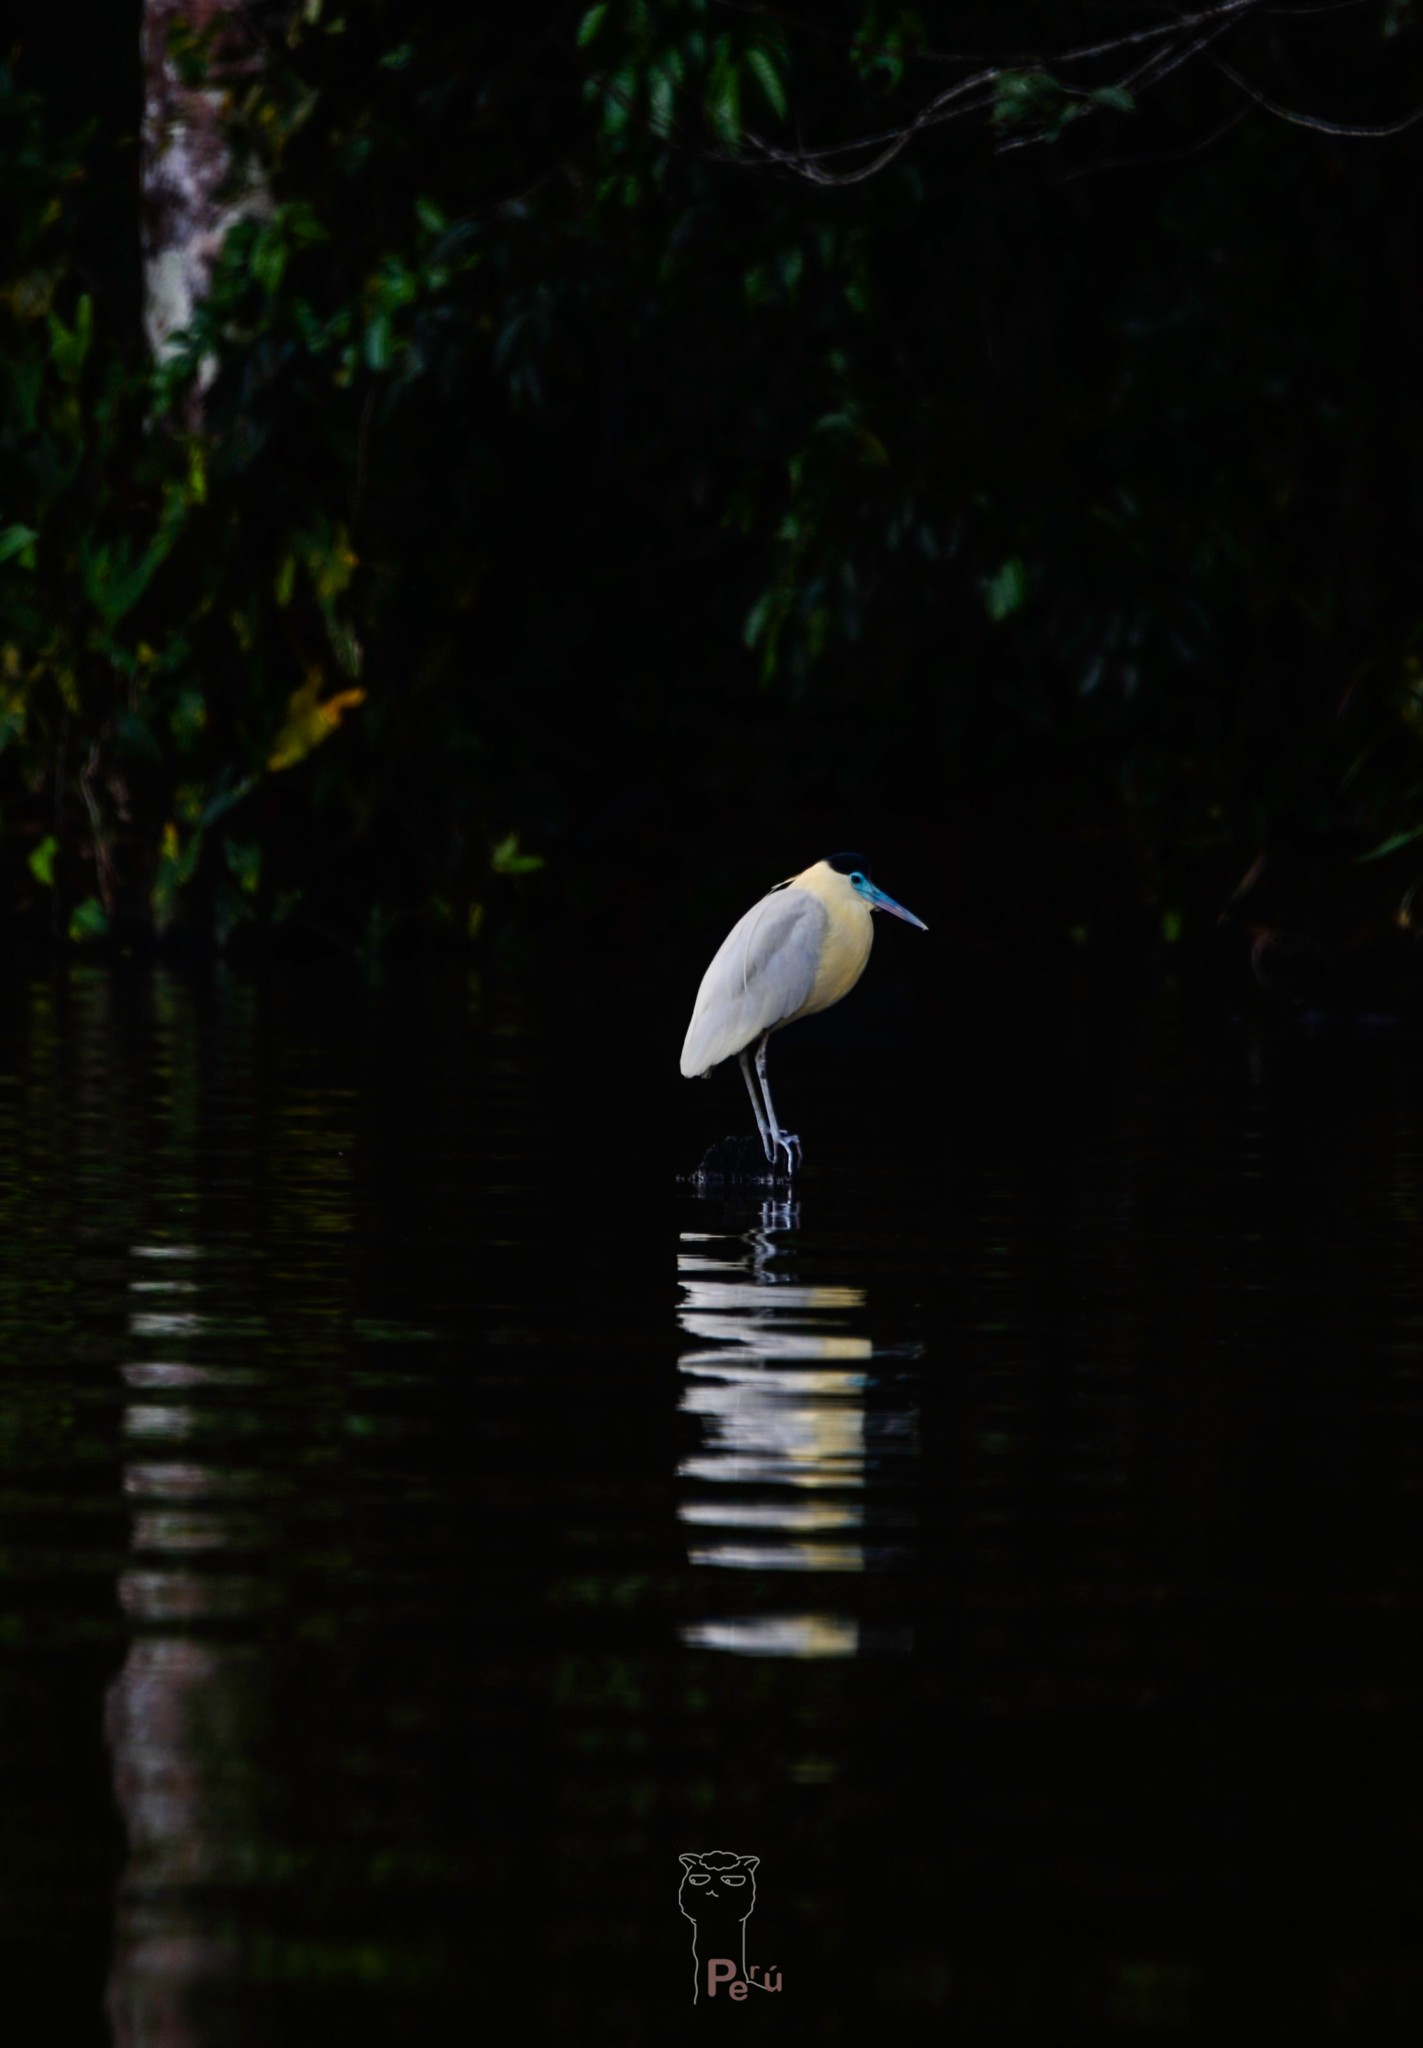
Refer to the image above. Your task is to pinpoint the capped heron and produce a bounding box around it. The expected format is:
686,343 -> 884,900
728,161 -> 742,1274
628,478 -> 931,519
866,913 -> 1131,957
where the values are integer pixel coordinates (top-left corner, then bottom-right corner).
680,853 -> 927,1172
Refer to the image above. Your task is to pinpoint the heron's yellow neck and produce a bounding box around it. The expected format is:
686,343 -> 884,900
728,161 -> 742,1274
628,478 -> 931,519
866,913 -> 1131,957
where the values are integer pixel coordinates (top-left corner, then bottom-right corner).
787,862 -> 874,1019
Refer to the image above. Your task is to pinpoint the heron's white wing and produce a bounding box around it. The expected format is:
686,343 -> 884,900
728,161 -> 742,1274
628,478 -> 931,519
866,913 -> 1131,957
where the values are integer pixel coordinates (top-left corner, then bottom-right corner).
680,888 -> 827,1076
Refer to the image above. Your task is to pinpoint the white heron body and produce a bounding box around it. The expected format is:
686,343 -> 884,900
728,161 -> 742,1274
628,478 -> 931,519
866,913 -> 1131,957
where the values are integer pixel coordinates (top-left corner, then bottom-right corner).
680,866 -> 873,1079
680,855 -> 925,1172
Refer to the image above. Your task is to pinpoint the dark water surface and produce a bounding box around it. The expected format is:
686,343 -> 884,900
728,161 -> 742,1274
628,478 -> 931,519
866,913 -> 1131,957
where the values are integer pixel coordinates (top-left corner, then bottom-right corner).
4,962 -> 1423,2040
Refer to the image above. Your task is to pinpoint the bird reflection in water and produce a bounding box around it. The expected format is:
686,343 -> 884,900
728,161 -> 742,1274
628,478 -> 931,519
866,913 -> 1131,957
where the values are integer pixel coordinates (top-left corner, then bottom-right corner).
676,1196 -> 918,1658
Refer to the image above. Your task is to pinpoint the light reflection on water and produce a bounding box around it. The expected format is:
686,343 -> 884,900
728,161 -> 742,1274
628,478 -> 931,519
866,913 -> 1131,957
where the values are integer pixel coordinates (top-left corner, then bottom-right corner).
0,966 -> 458,2045
676,1197 -> 919,1656
107,1237 -> 276,2047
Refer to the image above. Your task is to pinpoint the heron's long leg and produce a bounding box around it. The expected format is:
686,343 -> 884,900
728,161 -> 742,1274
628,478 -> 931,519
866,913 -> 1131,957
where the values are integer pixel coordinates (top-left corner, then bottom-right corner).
755,1033 -> 802,1174
739,1047 -> 775,1163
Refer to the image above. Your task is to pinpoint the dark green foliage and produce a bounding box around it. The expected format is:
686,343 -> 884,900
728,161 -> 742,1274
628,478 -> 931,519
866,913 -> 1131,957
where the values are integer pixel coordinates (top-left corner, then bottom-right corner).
3,3 -> 1423,956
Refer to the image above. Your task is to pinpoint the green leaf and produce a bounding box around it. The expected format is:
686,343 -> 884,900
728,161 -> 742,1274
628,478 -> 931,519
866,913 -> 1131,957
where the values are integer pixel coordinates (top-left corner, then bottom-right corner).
1090,84 -> 1136,115
649,66 -> 675,136
364,310 -> 392,371
983,556 -> 1027,621
991,69 -> 1062,131
1357,824 -> 1423,862
250,224 -> 287,293
602,66 -> 636,138
82,528 -> 179,626
491,831 -> 544,876
577,6 -> 607,48
744,592 -> 772,649
28,835 -> 57,888
68,896 -> 109,943
746,48 -> 787,121
47,293 -> 92,383
707,44 -> 741,146
0,524 -> 38,568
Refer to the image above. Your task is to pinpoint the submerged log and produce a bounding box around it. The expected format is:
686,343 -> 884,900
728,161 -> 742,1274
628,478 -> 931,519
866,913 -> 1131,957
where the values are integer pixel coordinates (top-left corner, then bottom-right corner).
684,1134 -> 794,1187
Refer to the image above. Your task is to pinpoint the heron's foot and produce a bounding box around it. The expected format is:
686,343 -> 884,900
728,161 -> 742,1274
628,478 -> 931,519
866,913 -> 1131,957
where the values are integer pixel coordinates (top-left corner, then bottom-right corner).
774,1131 -> 802,1175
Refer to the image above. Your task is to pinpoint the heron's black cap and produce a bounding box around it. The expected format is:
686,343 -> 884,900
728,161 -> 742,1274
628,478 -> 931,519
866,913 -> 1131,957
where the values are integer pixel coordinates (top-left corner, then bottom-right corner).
826,851 -> 871,876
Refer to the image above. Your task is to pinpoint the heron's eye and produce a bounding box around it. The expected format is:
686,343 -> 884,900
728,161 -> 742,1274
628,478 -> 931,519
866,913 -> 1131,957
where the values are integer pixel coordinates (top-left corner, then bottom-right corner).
850,871 -> 865,887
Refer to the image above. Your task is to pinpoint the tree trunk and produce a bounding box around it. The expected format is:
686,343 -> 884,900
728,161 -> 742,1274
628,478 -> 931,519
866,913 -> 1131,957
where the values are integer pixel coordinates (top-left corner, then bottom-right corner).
140,0 -> 263,385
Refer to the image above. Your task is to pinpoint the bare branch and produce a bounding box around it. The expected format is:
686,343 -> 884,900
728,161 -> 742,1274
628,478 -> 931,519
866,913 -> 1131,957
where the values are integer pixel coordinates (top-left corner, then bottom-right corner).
1212,54 -> 1423,136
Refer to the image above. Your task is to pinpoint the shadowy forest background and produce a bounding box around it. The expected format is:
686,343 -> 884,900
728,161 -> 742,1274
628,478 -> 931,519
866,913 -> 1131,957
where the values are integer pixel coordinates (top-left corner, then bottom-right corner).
4,0 -> 1423,976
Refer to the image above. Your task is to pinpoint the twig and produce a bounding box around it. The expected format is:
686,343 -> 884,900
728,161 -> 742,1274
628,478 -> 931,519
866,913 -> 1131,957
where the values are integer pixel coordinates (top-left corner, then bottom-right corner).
1212,53 -> 1423,136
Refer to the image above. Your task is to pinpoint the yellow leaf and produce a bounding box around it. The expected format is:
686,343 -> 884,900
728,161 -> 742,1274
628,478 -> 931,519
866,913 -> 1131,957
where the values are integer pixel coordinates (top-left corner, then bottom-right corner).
268,674 -> 367,772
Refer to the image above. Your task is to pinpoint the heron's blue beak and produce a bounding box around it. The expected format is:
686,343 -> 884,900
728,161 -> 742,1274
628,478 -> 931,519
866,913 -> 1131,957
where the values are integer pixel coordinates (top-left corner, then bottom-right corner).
860,880 -> 928,930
